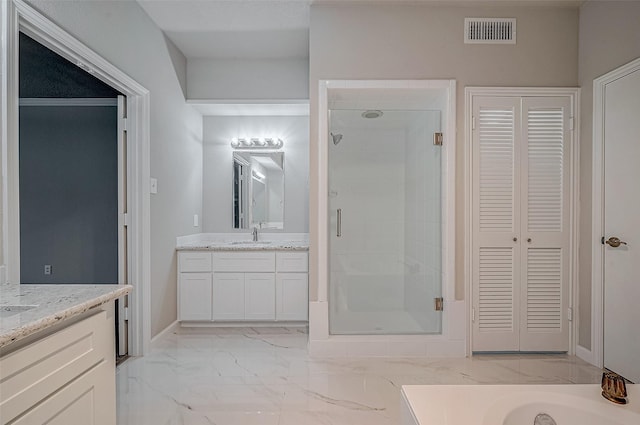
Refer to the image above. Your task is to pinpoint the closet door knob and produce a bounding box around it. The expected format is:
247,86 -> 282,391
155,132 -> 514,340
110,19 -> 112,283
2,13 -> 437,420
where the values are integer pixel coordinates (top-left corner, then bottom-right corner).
527,238 -> 532,243
606,236 -> 627,248
513,237 -> 518,242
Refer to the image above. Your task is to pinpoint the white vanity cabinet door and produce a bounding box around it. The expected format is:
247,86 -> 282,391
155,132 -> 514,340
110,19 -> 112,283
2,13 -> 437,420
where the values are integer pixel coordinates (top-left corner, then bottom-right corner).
213,273 -> 245,320
244,273 -> 276,320
276,273 -> 308,321
179,273 -> 212,321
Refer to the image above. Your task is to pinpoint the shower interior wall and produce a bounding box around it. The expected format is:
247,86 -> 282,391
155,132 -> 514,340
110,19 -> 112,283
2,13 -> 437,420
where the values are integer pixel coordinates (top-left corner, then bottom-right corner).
329,125 -> 407,316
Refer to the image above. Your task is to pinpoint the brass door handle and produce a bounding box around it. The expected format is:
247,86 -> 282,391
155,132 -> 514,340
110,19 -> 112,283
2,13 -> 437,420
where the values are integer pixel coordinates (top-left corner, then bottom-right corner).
606,237 -> 627,248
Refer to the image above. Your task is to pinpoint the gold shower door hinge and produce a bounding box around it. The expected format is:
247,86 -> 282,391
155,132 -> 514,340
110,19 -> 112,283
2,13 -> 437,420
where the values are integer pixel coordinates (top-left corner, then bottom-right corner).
434,132 -> 443,146
434,297 -> 444,311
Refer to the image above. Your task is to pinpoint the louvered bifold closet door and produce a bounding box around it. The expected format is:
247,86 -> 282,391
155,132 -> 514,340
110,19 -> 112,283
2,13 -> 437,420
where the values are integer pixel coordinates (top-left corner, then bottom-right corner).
472,97 -> 522,351
519,97 -> 571,351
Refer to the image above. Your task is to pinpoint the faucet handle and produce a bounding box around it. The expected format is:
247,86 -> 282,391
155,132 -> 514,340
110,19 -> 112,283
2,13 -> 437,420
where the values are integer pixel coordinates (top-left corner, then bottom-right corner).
601,371 -> 628,404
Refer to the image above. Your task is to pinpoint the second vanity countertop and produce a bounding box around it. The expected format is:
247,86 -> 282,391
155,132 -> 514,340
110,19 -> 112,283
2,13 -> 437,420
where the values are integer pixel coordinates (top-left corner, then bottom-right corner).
176,240 -> 309,251
176,232 -> 309,251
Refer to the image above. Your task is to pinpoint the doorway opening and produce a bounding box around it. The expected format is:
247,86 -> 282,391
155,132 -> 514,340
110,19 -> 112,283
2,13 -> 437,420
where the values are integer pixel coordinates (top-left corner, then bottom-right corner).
19,32 -> 129,359
3,0 -> 152,356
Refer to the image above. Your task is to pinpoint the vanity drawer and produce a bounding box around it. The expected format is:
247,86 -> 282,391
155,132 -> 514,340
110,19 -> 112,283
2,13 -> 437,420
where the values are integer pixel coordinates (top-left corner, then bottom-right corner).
179,252 -> 212,272
212,252 -> 275,272
276,252 -> 308,272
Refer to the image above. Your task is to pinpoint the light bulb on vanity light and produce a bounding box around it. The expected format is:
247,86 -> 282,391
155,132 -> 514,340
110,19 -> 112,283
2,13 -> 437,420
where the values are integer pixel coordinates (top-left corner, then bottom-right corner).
265,138 -> 284,148
229,136 -> 284,149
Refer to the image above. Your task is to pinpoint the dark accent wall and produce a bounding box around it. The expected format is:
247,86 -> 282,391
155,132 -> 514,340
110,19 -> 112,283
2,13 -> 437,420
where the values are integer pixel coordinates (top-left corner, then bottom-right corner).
19,31 -> 120,284
19,106 -> 118,284
19,32 -> 120,98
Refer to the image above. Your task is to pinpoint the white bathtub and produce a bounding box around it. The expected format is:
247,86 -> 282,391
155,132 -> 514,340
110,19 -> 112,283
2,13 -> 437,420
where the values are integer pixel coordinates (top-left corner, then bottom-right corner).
401,384 -> 639,425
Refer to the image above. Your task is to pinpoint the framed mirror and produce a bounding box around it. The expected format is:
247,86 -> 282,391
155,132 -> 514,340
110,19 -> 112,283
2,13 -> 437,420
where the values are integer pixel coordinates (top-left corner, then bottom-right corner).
232,151 -> 284,230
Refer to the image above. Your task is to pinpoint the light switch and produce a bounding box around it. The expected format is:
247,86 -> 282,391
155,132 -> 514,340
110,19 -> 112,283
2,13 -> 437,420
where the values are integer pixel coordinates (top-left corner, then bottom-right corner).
150,177 -> 158,194
193,214 -> 199,227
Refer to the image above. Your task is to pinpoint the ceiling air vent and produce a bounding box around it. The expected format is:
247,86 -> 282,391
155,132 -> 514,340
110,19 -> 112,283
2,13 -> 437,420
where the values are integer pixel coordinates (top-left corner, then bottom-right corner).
465,18 -> 516,44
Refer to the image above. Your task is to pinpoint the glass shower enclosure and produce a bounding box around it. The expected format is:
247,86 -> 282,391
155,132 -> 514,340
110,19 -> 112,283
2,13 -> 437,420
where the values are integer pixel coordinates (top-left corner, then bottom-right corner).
328,108 -> 443,335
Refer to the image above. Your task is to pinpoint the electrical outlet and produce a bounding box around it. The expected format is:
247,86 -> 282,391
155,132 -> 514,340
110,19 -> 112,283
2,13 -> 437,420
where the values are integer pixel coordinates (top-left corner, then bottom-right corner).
44,264 -> 52,275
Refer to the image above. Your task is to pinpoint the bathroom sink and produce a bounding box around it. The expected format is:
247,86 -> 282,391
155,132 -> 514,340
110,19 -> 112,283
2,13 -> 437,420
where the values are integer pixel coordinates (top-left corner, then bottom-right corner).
230,241 -> 272,245
0,305 -> 38,318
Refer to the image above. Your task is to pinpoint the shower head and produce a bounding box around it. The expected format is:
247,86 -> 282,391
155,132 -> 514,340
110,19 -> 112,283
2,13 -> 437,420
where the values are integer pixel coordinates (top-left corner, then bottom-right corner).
331,133 -> 343,145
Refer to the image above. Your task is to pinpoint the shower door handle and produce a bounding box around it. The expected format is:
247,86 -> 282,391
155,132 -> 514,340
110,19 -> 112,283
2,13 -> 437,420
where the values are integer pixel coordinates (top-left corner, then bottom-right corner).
337,208 -> 342,237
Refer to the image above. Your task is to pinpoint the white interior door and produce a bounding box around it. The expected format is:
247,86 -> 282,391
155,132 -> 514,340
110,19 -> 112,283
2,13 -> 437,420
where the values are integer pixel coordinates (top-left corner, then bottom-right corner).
116,95 -> 129,356
472,94 -> 572,352
519,97 -> 571,352
603,68 -> 640,382
472,97 -> 522,351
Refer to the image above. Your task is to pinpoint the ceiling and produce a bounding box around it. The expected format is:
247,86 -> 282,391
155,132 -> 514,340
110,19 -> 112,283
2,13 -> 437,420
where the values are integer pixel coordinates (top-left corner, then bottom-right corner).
137,0 -> 583,60
137,0 -> 312,59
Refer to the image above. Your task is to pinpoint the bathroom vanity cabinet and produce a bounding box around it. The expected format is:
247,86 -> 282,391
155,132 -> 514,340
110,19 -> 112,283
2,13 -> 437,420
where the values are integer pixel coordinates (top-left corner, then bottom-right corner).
0,281 -> 130,425
178,250 -> 308,323
0,310 -> 114,425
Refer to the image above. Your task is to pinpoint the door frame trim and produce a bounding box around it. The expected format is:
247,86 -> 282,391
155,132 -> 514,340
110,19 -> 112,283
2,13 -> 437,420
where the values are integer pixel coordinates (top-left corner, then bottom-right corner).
1,0 -> 152,356
590,57 -> 640,368
310,79 -> 462,356
464,87 -> 581,356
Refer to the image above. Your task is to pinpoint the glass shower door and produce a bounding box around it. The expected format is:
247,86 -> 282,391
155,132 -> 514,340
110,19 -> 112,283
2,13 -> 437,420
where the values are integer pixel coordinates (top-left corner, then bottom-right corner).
328,109 -> 443,335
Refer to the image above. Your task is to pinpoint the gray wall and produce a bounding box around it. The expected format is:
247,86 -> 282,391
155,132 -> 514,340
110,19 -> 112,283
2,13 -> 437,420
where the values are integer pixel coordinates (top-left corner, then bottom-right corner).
187,58 -> 309,100
203,116 -> 309,233
27,0 -> 204,338
19,105 -> 118,283
308,3 -> 579,302
577,1 -> 640,350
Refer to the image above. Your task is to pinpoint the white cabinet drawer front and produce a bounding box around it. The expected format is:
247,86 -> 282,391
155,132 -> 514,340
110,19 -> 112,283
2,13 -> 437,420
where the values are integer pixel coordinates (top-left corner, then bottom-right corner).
276,252 -> 308,272
212,252 -> 275,272
0,311 -> 110,424
179,273 -> 213,321
213,273 -> 245,320
179,252 -> 212,272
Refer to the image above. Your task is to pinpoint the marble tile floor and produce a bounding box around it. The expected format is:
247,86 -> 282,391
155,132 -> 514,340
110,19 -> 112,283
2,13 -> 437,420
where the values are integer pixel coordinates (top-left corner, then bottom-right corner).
116,327 -> 603,425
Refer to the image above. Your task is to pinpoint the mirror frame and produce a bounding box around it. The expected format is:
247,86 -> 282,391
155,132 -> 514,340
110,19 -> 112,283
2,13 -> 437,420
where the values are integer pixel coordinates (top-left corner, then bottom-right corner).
232,151 -> 284,230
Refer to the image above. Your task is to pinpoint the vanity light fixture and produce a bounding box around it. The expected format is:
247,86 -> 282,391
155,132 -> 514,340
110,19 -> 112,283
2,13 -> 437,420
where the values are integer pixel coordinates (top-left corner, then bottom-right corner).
230,137 -> 283,150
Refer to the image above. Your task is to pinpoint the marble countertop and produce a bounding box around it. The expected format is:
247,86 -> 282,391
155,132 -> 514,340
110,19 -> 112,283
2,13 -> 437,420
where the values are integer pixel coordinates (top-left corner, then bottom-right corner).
176,240 -> 309,251
0,282 -> 131,349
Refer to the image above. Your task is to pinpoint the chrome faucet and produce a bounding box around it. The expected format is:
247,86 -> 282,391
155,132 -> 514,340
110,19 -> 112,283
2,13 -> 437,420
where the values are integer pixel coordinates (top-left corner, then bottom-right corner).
252,227 -> 258,242
601,371 -> 628,404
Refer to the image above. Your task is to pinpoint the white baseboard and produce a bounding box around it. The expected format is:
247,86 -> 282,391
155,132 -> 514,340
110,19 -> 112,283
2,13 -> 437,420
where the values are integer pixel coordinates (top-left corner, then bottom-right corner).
150,320 -> 179,349
576,344 -> 597,366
